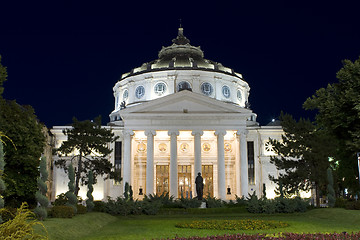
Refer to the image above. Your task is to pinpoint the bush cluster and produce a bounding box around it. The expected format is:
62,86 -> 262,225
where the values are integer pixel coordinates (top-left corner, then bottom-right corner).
334,197 -> 360,210
345,200 -> 360,210
172,232 -> 360,240
99,192 -> 309,216
49,205 -> 75,218
77,204 -> 87,214
175,219 -> 289,230
246,193 -> 308,214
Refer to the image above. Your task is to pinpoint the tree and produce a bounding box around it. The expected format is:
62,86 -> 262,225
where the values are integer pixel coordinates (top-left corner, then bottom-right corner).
304,57 -> 360,152
55,116 -> 119,196
327,167 -> 335,207
66,165 -> 77,214
269,113 -> 337,207
86,170 -> 94,212
0,141 -> 5,223
0,55 -> 7,98
304,56 -> 360,194
0,57 -> 45,207
34,157 -> 49,220
0,100 -> 45,207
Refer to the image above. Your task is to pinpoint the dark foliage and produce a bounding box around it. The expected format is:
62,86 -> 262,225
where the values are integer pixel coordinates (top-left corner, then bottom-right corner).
269,112 -> 336,206
0,100 -> 45,207
76,204 -> 87,214
50,205 -> 75,218
246,192 -> 309,214
304,57 -> 360,194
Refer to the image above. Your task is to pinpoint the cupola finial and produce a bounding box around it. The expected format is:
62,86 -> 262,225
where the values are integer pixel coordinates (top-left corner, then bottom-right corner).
173,20 -> 190,45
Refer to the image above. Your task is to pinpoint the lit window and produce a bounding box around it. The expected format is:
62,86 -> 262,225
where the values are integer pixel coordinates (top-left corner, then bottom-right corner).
201,82 -> 213,96
135,86 -> 145,99
237,89 -> 242,101
154,82 -> 167,96
177,81 -> 191,91
264,141 -> 276,155
123,89 -> 128,101
222,85 -> 230,98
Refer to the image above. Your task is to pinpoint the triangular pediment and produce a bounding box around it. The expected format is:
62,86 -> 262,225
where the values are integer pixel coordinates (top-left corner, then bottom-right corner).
120,90 -> 252,115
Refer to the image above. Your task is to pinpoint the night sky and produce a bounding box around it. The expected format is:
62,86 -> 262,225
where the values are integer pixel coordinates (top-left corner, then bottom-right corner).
1,1 -> 359,128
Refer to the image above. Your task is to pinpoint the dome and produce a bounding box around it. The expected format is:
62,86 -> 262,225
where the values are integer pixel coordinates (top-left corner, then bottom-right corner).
120,28 -> 243,80
110,27 -> 251,123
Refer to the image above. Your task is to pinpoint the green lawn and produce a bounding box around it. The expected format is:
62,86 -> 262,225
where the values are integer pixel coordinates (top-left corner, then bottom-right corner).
40,208 -> 360,240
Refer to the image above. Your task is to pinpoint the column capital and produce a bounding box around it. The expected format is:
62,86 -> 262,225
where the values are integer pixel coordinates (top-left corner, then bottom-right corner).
168,130 -> 179,136
123,130 -> 134,137
214,130 -> 227,137
191,130 -> 204,136
145,130 -> 156,137
237,129 -> 248,136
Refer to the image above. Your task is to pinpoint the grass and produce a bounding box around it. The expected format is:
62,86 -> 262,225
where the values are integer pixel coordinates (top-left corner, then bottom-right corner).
40,208 -> 360,240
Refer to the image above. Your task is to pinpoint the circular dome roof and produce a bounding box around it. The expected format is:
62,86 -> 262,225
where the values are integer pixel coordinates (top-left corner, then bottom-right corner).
120,28 -> 243,80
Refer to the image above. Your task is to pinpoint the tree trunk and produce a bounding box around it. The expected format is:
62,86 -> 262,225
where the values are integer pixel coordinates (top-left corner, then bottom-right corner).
75,153 -> 82,196
315,183 -> 320,207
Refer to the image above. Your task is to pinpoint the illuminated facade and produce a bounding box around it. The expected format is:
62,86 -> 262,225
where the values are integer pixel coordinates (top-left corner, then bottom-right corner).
51,28 -> 289,201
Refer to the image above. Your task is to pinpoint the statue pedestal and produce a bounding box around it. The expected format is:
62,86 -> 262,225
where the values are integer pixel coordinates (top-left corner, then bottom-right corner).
199,202 -> 206,208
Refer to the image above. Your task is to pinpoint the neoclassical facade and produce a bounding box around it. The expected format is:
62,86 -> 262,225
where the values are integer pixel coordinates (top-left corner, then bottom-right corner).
51,28 -> 288,201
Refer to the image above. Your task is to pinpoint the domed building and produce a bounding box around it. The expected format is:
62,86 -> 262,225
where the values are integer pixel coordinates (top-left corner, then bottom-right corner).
51,27 -> 287,201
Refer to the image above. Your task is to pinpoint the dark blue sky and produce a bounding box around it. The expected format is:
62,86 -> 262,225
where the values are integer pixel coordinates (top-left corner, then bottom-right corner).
1,1 -> 360,127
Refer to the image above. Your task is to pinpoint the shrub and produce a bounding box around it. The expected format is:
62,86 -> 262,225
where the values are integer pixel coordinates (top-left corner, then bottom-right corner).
275,198 -> 296,213
262,199 -> 276,214
65,165 -> 77,214
34,156 -> 49,220
235,195 -> 247,206
50,205 -> 75,218
246,192 -> 309,214
86,170 -> 95,212
103,197 -> 133,216
246,192 -> 263,213
143,192 -> 176,208
0,202 -> 48,239
141,200 -> 162,215
345,200 -> 360,210
177,197 -> 202,209
335,197 -> 347,208
53,193 -> 67,206
93,200 -> 105,212
205,196 -> 223,208
77,204 -> 87,214
293,196 -> 309,212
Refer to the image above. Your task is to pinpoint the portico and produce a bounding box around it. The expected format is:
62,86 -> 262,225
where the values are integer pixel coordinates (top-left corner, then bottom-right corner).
120,90 -> 251,200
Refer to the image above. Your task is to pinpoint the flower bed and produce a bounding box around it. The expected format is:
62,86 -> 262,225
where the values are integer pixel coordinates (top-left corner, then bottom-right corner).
175,219 -> 289,231
171,232 -> 360,240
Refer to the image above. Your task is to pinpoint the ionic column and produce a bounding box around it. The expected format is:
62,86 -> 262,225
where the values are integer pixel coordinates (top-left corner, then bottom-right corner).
215,130 -> 226,200
145,130 -> 156,196
192,130 -> 203,177
123,130 -> 134,193
237,129 -> 248,197
168,130 -> 179,198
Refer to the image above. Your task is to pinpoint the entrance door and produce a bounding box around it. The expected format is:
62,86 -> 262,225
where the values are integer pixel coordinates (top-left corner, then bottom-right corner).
156,165 -> 169,196
202,165 -> 213,198
178,165 -> 191,199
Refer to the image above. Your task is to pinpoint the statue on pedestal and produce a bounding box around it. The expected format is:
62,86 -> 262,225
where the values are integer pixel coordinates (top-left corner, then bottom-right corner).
195,172 -> 204,200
